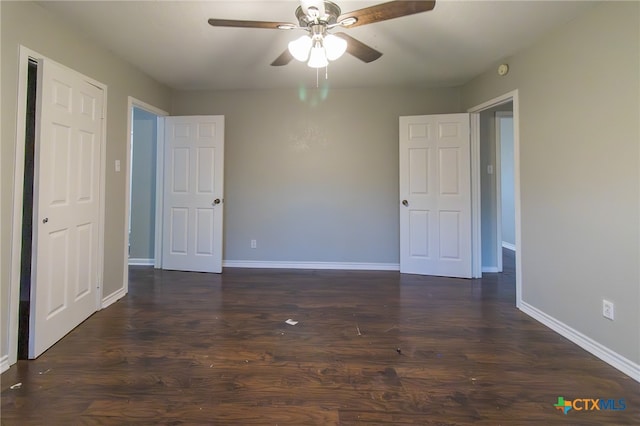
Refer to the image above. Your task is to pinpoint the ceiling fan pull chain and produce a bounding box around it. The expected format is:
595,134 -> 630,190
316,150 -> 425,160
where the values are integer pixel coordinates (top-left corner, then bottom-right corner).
316,67 -> 319,88
325,63 -> 329,80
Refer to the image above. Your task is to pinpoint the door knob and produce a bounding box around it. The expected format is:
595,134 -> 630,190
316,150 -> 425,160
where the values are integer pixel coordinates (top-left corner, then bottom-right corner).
402,200 -> 409,207
212,198 -> 221,206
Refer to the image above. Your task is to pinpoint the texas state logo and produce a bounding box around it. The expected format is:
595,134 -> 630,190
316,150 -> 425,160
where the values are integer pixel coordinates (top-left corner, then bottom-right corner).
554,397 -> 573,414
554,397 -> 626,414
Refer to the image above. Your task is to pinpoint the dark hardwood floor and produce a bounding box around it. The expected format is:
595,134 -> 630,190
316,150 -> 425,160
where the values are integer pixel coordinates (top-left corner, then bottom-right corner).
2,251 -> 638,424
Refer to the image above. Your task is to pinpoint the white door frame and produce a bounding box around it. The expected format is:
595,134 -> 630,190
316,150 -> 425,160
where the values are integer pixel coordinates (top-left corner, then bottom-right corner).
124,97 -> 168,290
8,46 -> 108,367
468,89 -> 522,307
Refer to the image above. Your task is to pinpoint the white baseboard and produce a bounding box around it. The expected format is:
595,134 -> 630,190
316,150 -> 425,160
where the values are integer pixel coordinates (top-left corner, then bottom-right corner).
482,266 -> 499,273
502,242 -> 516,251
520,301 -> 640,382
101,287 -> 127,309
223,260 -> 400,271
1,355 -> 10,374
128,258 -> 154,266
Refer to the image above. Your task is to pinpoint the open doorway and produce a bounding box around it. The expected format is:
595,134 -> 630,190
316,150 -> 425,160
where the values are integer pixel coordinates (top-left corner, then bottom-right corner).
128,107 -> 161,266
469,91 -> 521,306
496,111 -> 515,270
123,98 -> 168,291
478,103 -> 514,273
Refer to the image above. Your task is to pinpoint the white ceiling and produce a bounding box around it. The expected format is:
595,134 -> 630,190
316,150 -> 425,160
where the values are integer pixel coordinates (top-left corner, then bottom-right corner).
36,0 -> 596,91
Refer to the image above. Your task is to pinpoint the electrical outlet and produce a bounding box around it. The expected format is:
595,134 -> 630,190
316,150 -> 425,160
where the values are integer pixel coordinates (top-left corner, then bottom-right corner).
602,300 -> 614,321
251,239 -> 257,249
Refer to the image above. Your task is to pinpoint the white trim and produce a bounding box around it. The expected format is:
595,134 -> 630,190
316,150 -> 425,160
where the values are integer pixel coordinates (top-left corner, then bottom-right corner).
223,260 -> 400,271
468,89 -> 522,308
502,241 -> 516,251
8,46 -> 31,369
0,355 -> 10,374
125,98 -> 168,298
520,302 -> 640,382
123,98 -> 131,294
96,77 -> 108,312
482,266 -> 499,273
101,287 -> 127,309
128,258 -> 154,266
513,92 -> 522,309
154,117 -> 166,269
470,114 -> 482,278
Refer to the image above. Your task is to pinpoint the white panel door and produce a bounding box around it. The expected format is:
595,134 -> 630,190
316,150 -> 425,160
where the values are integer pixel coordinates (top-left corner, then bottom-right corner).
399,114 -> 471,278
31,59 -> 103,358
162,116 -> 224,273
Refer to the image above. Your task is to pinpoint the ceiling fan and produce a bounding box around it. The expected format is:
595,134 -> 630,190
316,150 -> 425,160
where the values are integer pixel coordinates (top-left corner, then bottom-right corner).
208,0 -> 436,68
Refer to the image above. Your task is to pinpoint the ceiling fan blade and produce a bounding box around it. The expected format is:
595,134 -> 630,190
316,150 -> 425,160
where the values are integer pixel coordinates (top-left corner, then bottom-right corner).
208,18 -> 296,30
338,1 -> 436,28
334,33 -> 382,63
271,49 -> 294,66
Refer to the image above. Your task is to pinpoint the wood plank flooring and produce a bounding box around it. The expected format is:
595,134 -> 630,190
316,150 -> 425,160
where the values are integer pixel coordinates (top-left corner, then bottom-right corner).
2,252 -> 639,424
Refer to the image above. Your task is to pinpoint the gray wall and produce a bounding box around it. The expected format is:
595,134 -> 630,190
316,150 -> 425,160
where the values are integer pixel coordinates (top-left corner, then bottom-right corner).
1,1 -> 171,364
171,88 -> 461,264
130,108 -> 158,260
461,1 -> 640,363
499,115 -> 515,247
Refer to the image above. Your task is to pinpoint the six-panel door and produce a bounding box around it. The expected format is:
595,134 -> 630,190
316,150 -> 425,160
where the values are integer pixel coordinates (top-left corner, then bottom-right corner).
399,114 -> 472,278
31,59 -> 103,358
162,116 -> 224,273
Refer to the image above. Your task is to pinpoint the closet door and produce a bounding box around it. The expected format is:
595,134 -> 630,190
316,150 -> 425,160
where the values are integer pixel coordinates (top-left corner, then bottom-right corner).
31,58 -> 104,358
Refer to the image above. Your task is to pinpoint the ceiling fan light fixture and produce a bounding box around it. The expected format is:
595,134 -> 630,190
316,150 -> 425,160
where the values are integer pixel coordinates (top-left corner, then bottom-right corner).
209,0 -> 437,70
288,35 -> 313,61
323,34 -> 347,60
307,42 -> 329,68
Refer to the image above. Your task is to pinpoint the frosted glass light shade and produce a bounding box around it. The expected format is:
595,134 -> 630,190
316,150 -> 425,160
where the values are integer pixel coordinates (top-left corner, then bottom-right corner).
324,34 -> 347,61
288,35 -> 312,62
307,44 -> 328,68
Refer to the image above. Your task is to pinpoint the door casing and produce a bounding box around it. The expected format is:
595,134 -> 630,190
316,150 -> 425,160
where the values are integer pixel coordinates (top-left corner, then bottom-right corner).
124,97 -> 168,296
468,90 -> 522,306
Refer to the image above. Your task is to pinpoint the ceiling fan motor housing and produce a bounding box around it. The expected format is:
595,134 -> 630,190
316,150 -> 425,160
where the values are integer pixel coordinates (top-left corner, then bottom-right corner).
295,1 -> 341,27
